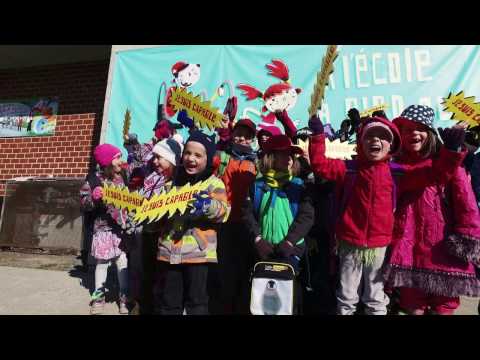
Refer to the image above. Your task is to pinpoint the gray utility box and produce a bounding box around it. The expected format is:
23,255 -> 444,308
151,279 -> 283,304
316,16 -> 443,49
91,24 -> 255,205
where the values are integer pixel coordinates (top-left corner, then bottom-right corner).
0,177 -> 85,253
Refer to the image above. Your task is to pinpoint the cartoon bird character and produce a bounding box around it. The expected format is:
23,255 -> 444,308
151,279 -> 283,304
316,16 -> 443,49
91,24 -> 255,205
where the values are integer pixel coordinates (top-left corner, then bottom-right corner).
237,60 -> 301,138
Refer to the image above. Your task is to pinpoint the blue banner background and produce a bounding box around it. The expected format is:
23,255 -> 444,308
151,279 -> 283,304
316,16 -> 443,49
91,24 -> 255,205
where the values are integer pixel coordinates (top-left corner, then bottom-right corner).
107,45 -> 480,151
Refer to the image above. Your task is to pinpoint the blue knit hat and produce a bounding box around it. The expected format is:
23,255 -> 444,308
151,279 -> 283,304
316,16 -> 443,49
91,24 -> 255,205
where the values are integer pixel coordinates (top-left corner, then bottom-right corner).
185,130 -> 216,168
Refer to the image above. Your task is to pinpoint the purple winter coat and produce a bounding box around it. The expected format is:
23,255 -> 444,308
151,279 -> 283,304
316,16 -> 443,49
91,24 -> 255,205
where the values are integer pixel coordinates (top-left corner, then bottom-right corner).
385,154 -> 480,297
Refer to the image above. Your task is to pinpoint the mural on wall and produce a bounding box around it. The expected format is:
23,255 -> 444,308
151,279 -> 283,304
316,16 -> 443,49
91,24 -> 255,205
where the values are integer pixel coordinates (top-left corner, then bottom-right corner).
0,97 -> 59,138
106,45 -> 480,153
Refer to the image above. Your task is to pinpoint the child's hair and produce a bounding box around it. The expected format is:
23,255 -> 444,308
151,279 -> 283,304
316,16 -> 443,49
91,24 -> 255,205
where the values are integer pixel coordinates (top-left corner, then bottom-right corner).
102,164 -> 127,181
418,130 -> 441,159
258,152 -> 300,176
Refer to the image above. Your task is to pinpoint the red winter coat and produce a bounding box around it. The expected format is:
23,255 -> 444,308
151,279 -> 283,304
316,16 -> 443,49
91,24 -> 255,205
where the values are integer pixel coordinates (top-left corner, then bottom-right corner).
309,117 -> 466,249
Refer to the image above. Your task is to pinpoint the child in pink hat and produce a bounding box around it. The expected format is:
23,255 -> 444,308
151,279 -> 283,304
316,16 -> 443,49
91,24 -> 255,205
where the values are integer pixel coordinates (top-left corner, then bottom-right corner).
80,143 -> 134,315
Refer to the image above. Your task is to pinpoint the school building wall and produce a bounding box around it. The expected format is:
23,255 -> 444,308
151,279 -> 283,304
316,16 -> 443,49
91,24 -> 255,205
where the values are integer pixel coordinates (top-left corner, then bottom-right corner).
0,60 -> 110,197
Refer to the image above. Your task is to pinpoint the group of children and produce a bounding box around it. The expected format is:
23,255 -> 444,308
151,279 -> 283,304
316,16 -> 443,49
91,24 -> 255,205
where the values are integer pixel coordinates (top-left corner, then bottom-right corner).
80,101 -> 480,315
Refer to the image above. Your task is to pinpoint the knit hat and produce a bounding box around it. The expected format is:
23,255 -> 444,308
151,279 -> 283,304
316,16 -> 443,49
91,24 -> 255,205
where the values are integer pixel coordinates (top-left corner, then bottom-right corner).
358,116 -> 401,155
394,105 -> 436,131
263,134 -> 303,156
152,134 -> 184,167
361,121 -> 394,144
185,130 -> 217,168
233,118 -> 256,136
94,144 -> 121,167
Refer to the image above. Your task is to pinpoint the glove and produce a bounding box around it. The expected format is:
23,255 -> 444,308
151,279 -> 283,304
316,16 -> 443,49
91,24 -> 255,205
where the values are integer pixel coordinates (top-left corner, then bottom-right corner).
348,108 -> 360,123
190,191 -> 212,217
276,240 -> 296,258
177,109 -> 194,129
438,127 -> 466,151
223,96 -> 238,122
308,115 -> 324,135
92,186 -> 103,201
274,110 -> 287,123
255,237 -> 274,260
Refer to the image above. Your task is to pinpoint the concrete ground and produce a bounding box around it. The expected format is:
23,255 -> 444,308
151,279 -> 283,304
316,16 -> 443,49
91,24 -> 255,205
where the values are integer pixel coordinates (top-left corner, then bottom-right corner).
0,251 -> 478,315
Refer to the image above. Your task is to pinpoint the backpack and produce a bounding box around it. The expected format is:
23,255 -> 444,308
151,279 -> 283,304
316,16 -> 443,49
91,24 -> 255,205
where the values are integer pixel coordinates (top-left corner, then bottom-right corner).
251,177 -> 304,220
250,261 -> 296,315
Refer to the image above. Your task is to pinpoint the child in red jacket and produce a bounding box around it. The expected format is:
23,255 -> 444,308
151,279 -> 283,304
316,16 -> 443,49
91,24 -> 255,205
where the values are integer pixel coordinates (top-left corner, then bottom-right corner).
308,115 -> 466,315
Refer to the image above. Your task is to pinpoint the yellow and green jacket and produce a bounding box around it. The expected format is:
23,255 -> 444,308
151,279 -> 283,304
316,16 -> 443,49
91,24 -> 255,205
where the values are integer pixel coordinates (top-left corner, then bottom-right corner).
157,176 -> 230,264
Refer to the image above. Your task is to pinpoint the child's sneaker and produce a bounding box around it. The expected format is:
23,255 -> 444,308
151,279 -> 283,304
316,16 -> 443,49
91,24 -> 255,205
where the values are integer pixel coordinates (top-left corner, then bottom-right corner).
119,295 -> 129,315
90,290 -> 105,315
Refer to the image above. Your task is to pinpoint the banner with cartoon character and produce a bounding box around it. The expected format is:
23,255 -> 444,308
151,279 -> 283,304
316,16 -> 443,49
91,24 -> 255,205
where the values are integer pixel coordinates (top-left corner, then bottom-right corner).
106,45 -> 480,152
0,97 -> 58,138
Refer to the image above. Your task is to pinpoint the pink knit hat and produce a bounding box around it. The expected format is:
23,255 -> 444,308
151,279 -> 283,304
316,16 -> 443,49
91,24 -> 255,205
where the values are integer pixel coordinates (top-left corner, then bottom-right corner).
94,144 -> 121,167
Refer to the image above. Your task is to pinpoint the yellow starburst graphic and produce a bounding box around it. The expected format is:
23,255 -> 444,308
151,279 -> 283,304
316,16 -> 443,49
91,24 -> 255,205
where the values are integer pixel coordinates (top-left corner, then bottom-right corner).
360,104 -> 389,118
325,138 -> 357,160
170,87 -> 225,131
102,184 -> 145,212
442,91 -> 480,127
134,177 -> 214,224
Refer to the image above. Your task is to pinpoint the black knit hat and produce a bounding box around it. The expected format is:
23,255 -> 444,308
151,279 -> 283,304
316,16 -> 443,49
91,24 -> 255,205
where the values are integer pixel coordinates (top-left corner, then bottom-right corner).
398,105 -> 436,131
185,130 -> 217,168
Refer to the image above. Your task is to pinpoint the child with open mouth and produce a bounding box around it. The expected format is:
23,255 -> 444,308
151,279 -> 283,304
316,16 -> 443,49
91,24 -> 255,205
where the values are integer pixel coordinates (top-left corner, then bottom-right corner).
308,112 -> 467,315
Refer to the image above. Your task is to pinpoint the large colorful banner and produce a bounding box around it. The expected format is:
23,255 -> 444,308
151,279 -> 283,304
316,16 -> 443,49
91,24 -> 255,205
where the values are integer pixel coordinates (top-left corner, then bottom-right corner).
0,97 -> 59,137
106,45 -> 480,151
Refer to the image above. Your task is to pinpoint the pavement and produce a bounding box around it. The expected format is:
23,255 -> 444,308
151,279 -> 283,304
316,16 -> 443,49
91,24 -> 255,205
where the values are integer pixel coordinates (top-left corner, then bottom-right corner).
0,251 -> 478,315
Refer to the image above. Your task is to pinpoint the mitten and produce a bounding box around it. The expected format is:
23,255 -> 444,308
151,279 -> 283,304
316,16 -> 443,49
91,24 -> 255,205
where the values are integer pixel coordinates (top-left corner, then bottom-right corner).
276,240 -> 295,258
177,109 -> 194,129
190,191 -> 212,217
92,186 -> 103,201
224,96 -> 238,122
255,237 -> 274,260
438,127 -> 466,151
308,115 -> 324,135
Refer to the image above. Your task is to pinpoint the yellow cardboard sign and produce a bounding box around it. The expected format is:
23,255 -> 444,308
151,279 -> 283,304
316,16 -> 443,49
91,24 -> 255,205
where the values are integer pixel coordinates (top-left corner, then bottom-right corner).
102,184 -> 145,212
297,137 -> 356,160
360,104 -> 389,118
170,87 -> 225,131
442,91 -> 480,127
325,138 -> 357,160
134,178 -> 214,224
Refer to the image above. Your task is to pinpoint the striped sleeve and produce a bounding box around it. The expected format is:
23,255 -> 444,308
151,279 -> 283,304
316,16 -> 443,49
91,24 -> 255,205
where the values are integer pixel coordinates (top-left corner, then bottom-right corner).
205,176 -> 231,224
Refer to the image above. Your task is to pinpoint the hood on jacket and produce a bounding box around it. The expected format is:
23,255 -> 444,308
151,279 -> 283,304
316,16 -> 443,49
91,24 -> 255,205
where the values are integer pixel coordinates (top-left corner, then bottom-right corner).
356,116 -> 402,162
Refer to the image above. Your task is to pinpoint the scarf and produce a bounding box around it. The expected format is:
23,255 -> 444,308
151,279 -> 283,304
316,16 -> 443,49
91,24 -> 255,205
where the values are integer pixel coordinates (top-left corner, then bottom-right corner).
230,143 -> 257,162
264,169 -> 292,189
337,239 -> 383,266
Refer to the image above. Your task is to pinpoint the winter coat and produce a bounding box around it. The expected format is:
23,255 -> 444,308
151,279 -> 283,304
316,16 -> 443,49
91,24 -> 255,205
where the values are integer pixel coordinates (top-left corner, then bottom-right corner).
242,176 -> 315,257
218,144 -> 257,223
79,170 -> 134,260
308,117 -> 466,249
157,176 -> 230,264
471,152 -> 480,207
385,153 -> 480,297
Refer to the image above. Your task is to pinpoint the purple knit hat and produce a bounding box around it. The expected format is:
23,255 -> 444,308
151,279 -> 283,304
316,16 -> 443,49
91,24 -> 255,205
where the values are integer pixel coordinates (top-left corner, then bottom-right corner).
94,144 -> 121,167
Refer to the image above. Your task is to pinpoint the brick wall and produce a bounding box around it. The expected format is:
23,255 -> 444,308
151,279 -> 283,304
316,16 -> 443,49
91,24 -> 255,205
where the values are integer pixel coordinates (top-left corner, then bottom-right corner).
0,61 -> 110,197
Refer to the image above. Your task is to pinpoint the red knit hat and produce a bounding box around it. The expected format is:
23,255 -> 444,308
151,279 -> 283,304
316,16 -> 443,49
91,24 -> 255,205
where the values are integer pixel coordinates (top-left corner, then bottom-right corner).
94,144 -> 121,167
263,135 -> 303,156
